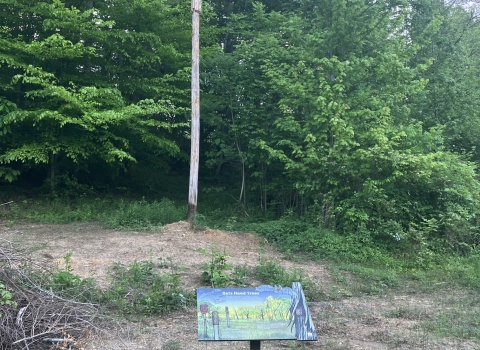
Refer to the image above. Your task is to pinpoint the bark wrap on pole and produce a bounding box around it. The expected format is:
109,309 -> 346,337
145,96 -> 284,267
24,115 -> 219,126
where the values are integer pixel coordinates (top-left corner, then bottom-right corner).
188,0 -> 201,222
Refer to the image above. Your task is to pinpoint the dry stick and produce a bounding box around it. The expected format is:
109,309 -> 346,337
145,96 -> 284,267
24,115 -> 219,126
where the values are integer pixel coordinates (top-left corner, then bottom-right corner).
12,329 -> 54,345
16,306 -> 28,326
0,201 -> 13,206
43,338 -> 74,343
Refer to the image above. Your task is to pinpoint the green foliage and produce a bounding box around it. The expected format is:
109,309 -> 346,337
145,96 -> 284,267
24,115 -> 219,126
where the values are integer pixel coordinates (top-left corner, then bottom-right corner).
7,249 -> 193,318
0,196 -> 185,229
201,0 -> 480,254
229,215 -> 480,287
0,0 -> 479,301
103,259 -> 193,316
200,249 -> 236,288
0,282 -> 17,318
0,0 -> 195,187
19,198 -> 106,223
440,253 -> 480,289
255,258 -> 324,301
106,198 -> 185,230
191,213 -> 207,231
199,249 -> 252,288
47,252 -> 100,302
242,218 -> 397,267
231,265 -> 252,288
50,253 -> 80,289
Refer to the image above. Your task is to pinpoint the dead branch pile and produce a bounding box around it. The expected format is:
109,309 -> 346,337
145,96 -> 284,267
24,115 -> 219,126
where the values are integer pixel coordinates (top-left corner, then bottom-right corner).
0,240 -> 98,349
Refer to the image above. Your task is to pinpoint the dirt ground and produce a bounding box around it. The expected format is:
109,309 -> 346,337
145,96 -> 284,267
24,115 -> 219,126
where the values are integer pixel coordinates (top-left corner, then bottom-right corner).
1,222 -> 479,350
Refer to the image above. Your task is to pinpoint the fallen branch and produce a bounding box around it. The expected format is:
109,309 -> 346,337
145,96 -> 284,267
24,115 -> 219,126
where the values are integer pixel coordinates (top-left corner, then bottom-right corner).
12,329 -> 54,345
43,338 -> 75,343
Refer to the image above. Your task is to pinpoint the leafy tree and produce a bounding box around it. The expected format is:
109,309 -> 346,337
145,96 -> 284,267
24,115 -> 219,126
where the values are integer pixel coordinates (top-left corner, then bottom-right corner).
0,0 -> 193,189
407,0 -> 480,160
203,0 -> 480,249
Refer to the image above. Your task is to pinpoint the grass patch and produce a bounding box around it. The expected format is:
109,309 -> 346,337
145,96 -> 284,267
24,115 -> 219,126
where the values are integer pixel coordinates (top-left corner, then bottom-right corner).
327,263 -> 400,297
105,198 -> 184,230
385,306 -> 429,320
422,292 -> 480,340
0,198 -> 109,223
233,219 -> 400,268
161,340 -> 183,350
0,196 -> 186,230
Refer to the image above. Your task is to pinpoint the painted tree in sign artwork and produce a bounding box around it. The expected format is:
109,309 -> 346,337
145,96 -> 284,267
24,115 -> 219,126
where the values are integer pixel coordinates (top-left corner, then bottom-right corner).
289,283 -> 317,340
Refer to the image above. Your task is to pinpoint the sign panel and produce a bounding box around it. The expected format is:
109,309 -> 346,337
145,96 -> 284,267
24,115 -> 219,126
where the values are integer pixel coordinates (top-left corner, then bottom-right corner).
197,283 -> 317,341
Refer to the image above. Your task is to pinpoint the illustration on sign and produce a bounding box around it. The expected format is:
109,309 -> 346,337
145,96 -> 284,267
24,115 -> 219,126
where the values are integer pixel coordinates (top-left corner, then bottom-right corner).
197,282 -> 317,341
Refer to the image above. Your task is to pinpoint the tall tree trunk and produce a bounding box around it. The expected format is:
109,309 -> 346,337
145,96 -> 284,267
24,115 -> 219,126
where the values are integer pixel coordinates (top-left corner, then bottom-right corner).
188,0 -> 202,223
50,153 -> 56,192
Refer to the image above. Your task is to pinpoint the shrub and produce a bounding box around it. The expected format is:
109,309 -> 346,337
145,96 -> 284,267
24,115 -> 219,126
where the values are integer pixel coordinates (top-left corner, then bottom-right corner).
200,249 -> 252,288
102,259 -> 194,315
106,198 -> 185,229
255,258 -> 325,301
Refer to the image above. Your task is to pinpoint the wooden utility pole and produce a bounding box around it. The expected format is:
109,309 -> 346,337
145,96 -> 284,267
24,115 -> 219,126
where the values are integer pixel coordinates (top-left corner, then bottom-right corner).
187,0 -> 202,222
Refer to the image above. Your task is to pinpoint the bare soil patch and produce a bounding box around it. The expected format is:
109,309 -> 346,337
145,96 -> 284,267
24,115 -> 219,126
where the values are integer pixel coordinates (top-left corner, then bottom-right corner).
1,222 -> 479,350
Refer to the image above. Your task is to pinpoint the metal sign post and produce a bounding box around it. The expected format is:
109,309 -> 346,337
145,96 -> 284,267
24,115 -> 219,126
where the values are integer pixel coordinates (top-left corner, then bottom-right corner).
187,0 -> 202,222
250,340 -> 261,350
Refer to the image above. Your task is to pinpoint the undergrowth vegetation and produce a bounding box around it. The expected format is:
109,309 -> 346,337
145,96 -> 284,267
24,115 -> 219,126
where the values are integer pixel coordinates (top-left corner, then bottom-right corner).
0,196 -> 185,229
1,195 -> 480,291
43,254 -> 195,317
203,210 -> 480,291
102,259 -> 194,316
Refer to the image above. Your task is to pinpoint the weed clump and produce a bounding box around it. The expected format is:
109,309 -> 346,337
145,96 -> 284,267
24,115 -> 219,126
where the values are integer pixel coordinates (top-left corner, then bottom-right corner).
199,249 -> 251,288
103,259 -> 194,316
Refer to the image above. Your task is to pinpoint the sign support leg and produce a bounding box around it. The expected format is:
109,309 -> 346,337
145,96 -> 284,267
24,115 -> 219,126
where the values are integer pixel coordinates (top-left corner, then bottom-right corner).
250,340 -> 261,350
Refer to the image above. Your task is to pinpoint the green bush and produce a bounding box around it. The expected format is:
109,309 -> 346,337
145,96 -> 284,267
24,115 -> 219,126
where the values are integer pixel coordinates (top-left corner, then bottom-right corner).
242,219 -> 398,267
46,253 -> 101,302
106,198 -> 185,229
102,259 -> 194,315
199,249 -> 252,288
440,253 -> 480,288
0,282 -> 17,318
255,258 -> 326,301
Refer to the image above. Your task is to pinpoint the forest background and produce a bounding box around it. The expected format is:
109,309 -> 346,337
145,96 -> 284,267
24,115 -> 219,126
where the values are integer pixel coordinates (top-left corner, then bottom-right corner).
1,0 -> 480,277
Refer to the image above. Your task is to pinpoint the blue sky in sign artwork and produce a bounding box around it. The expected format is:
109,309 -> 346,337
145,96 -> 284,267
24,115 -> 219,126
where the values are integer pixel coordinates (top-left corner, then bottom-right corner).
197,285 -> 295,308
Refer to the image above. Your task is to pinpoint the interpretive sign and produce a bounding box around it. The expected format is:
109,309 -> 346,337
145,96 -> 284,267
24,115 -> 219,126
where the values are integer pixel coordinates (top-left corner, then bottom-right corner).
197,282 -> 317,342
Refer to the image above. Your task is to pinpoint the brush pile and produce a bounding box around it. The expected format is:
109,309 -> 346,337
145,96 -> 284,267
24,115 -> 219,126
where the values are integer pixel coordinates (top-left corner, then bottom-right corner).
0,240 -> 97,349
